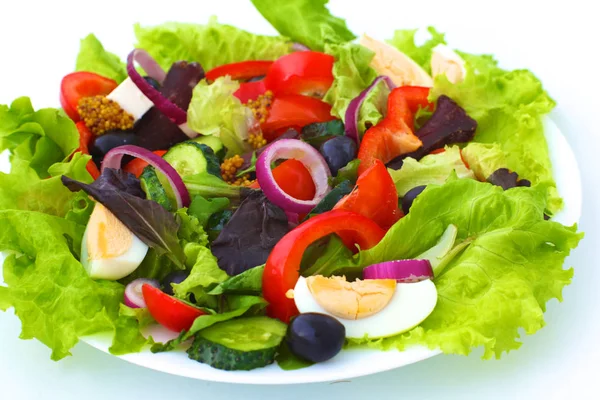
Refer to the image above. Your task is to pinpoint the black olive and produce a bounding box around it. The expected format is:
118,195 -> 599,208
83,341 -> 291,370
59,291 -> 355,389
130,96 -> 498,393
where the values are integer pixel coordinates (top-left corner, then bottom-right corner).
89,130 -> 138,168
318,136 -> 358,175
161,270 -> 190,296
286,313 -> 345,363
402,185 -> 427,214
143,76 -> 161,90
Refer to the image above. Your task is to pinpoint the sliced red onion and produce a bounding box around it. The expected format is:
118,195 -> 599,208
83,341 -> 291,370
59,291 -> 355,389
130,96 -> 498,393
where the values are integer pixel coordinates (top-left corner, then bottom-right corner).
125,278 -> 160,308
103,145 -> 190,208
291,42 -> 311,52
363,259 -> 433,283
127,49 -> 187,126
256,139 -> 331,214
344,76 -> 395,145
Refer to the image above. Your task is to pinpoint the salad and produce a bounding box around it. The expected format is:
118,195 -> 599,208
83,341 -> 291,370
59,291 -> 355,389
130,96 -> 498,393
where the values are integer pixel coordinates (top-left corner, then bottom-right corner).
0,0 -> 583,372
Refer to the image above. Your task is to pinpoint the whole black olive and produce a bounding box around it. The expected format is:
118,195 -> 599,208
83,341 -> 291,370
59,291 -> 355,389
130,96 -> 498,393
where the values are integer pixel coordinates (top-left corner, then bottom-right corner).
401,185 -> 427,214
89,130 -> 138,167
286,313 -> 345,363
318,136 -> 358,175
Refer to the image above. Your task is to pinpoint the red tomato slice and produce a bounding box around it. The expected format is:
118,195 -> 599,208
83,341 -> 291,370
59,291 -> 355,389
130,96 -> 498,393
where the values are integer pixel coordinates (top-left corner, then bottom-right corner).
335,160 -> 401,231
234,80 -> 267,103
272,159 -> 316,201
60,72 -> 118,122
142,284 -> 206,333
261,95 -> 334,141
206,60 -> 273,82
124,150 -> 168,178
265,52 -> 334,97
75,121 -> 100,179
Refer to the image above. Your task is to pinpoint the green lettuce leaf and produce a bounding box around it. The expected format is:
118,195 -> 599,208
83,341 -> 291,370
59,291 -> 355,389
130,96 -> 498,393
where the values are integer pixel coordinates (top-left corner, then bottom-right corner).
430,52 -> 561,213
187,77 -> 253,156
0,97 -> 80,178
208,265 -> 264,295
250,0 -> 355,51
172,244 -> 228,302
75,34 -> 127,83
461,142 -> 508,181
134,17 -> 291,71
389,146 -> 475,197
187,195 -> 230,228
0,210 -> 145,360
387,27 -> 446,72
342,179 -> 582,358
322,23 -> 377,123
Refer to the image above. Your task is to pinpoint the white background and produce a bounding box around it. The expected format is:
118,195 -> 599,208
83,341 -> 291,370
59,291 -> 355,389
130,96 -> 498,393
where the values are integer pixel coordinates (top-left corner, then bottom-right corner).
1,0 -> 599,398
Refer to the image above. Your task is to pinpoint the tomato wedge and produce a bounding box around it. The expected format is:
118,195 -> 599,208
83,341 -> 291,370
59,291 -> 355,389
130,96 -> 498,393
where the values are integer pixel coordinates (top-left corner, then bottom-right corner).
261,95 -> 334,141
263,210 -> 385,323
334,160 -> 401,230
142,284 -> 206,332
60,72 -> 118,122
265,52 -> 334,97
206,60 -> 273,82
357,86 -> 434,176
124,150 -> 168,177
75,122 -> 100,179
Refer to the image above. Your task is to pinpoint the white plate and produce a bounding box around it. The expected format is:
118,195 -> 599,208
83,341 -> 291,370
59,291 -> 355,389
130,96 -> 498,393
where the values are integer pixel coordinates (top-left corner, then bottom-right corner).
0,118 -> 581,384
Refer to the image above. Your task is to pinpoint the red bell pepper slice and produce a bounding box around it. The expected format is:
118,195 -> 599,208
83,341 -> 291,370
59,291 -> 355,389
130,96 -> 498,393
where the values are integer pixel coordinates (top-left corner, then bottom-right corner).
60,72 -> 118,122
356,86 -> 434,176
123,150 -> 168,178
263,210 -> 385,323
142,284 -> 207,332
261,94 -> 335,141
334,160 -> 401,231
265,51 -> 334,97
75,121 -> 100,180
206,60 -> 273,82
234,80 -> 267,103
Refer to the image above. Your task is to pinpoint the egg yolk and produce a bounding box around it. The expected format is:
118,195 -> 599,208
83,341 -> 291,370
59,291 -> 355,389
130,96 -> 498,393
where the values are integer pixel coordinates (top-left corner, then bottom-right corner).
306,275 -> 396,320
86,203 -> 132,260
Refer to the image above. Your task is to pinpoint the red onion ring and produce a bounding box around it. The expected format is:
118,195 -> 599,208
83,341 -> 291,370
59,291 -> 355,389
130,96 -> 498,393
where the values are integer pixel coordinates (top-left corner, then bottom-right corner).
103,145 -> 190,208
344,76 -> 395,145
127,49 -> 187,126
125,278 -> 160,308
363,259 -> 433,283
255,139 -> 331,214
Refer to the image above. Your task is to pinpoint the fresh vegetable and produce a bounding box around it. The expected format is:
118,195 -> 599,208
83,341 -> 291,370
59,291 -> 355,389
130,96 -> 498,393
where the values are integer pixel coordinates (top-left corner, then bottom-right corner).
293,276 -> 438,339
192,135 -> 227,161
208,265 -> 265,295
318,136 -> 357,175
415,224 -> 458,274
187,195 -> 231,228
124,278 -> 160,308
75,122 -> 101,179
264,51 -> 334,97
388,27 -> 446,73
142,284 -> 206,332
62,168 -> 185,268
206,60 -> 273,82
272,159 -> 316,201
186,316 -> 287,370
362,259 -> 434,282
139,166 -> 174,211
256,138 -> 331,214
286,313 -> 345,363
250,0 -> 356,51
183,172 -> 248,199
305,180 -> 353,217
60,71 -> 118,121
334,160 -> 400,230
301,119 -> 345,146
356,87 -> 431,175
124,150 -> 167,177
211,191 -> 290,276
261,95 -> 335,140
401,185 -> 427,214
163,142 -> 221,178
75,34 -> 127,83
263,210 -> 385,323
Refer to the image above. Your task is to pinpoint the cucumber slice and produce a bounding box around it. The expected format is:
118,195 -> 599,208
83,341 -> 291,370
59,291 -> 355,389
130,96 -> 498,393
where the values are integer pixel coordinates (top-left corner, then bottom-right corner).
140,166 -> 174,211
187,316 -> 287,371
193,135 -> 227,161
163,141 -> 221,178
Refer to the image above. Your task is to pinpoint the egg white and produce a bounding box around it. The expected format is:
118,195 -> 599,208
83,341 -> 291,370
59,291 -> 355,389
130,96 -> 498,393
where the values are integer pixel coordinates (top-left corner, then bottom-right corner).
81,224 -> 149,281
294,277 -> 438,339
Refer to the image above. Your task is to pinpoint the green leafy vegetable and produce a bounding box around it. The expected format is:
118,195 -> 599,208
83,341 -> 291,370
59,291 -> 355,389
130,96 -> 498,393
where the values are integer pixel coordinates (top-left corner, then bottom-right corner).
276,342 -> 314,370
305,180 -> 353,217
356,78 -> 390,135
250,0 -> 355,51
75,34 -> 127,83
173,244 -> 228,303
331,159 -> 360,186
188,195 -> 230,227
187,76 -> 253,156
387,27 -> 446,72
301,120 -> 345,147
302,235 -> 353,278
461,142 -> 510,181
338,179 -> 582,358
134,17 -> 290,71
209,265 -> 265,295
184,172 -> 247,199
62,169 -> 185,268
389,146 -> 475,197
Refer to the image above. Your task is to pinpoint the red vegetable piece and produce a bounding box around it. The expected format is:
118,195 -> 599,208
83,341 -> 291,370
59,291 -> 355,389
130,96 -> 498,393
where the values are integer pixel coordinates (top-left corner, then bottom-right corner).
265,51 -> 334,97
75,121 -> 100,179
60,72 -> 118,122
142,284 -> 206,332
206,60 -> 273,82
124,150 -> 168,178
234,80 -> 267,103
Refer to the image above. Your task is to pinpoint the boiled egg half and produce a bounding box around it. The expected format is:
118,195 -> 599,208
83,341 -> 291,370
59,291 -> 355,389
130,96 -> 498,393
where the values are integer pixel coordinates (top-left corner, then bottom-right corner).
293,275 -> 437,339
81,203 -> 149,280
